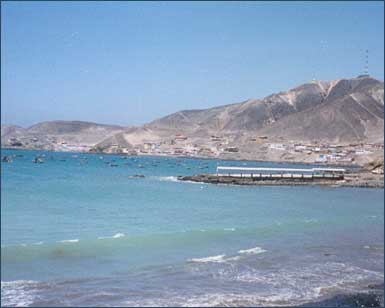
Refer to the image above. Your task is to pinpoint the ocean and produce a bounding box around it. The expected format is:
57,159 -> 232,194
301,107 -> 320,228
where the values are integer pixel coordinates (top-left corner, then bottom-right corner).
1,149 -> 384,307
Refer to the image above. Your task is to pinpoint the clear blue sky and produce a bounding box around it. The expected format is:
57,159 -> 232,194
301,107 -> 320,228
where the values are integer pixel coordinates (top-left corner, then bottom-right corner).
1,1 -> 384,127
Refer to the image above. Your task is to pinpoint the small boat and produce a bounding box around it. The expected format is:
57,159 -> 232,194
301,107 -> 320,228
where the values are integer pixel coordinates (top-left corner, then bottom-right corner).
128,174 -> 145,179
32,157 -> 44,164
1,156 -> 13,163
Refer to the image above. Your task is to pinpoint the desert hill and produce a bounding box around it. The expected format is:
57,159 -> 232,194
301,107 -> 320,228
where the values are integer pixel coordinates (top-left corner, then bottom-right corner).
2,76 -> 383,164
97,76 -> 383,149
1,121 -> 125,151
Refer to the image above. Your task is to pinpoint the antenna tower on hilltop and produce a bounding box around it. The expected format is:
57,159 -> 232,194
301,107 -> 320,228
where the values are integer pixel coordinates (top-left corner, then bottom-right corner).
364,49 -> 369,76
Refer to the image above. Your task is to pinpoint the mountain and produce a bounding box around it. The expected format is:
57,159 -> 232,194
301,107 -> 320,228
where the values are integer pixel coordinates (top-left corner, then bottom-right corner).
27,120 -> 122,135
1,121 -> 125,151
1,125 -> 27,138
2,76 -> 384,158
100,76 -> 383,148
259,79 -> 384,143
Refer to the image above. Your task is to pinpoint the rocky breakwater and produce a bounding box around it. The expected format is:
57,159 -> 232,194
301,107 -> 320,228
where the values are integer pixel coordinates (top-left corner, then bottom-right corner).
178,170 -> 384,188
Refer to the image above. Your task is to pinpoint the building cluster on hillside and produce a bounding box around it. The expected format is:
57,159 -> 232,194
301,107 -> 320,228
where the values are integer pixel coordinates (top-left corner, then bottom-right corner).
3,133 -> 383,165
267,141 -> 383,163
110,133 -> 383,163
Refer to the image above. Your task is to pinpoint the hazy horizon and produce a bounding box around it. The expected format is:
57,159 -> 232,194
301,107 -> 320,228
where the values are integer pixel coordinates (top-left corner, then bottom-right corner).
2,1 -> 384,127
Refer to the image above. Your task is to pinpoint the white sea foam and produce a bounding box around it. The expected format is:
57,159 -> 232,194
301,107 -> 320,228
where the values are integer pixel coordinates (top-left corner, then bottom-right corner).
98,233 -> 125,240
1,280 -> 37,287
58,239 -> 79,243
232,261 -> 383,292
304,218 -> 318,224
189,254 -> 227,263
186,262 -> 384,307
225,256 -> 241,261
1,280 -> 40,307
168,291 -> 323,307
238,246 -> 267,255
189,246 -> 267,264
157,176 -> 179,182
224,228 -> 236,231
124,293 -> 288,307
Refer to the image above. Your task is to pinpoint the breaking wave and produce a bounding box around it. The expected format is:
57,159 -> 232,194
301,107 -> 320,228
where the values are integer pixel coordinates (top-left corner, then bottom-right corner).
188,245 -> 266,264
238,246 -> 267,255
188,254 -> 227,263
58,239 -> 79,243
98,233 -> 125,240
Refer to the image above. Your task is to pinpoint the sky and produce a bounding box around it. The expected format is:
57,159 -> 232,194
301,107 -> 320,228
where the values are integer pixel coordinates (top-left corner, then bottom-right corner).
1,1 -> 384,127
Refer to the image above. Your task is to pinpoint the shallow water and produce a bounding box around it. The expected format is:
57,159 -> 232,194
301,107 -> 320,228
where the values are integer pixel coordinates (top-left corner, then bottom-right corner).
1,149 -> 383,306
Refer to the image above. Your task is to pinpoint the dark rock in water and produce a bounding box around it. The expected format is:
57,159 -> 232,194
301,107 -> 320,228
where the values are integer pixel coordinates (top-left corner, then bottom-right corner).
128,174 -> 145,179
301,292 -> 384,307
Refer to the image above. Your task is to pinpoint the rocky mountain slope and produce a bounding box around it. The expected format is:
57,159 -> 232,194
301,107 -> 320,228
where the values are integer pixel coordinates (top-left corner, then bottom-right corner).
1,121 -> 125,151
96,76 -> 383,149
2,76 -> 383,157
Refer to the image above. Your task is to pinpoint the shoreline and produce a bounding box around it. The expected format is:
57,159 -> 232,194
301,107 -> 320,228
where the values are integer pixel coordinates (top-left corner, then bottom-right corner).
3,147 -> 382,188
1,147 -> 361,169
300,283 -> 384,307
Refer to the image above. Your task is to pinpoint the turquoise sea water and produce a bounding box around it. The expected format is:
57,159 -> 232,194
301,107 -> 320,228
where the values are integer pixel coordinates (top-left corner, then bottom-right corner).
1,149 -> 384,306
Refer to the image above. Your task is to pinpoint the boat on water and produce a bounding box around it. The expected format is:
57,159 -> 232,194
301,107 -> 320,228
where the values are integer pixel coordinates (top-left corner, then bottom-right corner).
1,156 -> 13,163
32,157 -> 44,164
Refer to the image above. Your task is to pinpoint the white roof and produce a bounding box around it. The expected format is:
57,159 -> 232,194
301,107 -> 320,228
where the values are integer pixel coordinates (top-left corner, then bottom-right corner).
312,167 -> 346,172
216,166 -> 345,173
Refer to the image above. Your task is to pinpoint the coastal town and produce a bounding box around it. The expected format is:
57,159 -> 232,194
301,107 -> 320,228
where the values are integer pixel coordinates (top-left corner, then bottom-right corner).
98,134 -> 384,165
3,132 -> 384,172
